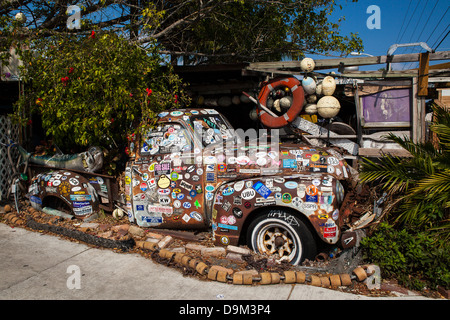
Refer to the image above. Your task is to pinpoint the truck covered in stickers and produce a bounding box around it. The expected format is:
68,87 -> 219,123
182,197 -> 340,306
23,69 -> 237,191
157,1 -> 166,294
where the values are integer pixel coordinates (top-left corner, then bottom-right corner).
26,107 -> 353,265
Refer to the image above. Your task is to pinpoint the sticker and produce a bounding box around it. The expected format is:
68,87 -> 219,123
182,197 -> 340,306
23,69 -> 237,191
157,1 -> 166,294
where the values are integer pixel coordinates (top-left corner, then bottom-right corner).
241,188 -> 256,200
282,193 -> 292,203
292,197 -> 302,207
148,205 -> 173,215
327,157 -> 339,166
182,214 -> 191,223
282,159 -> 297,168
155,163 -> 171,176
170,172 -> 179,181
252,181 -> 272,199
234,181 -> 245,192
173,200 -> 181,208
69,178 -> 79,186
306,185 -> 318,196
232,207 -> 243,218
157,175 -> 171,189
222,186 -> 234,196
190,211 -> 203,222
306,194 -> 318,203
311,154 -> 320,162
182,202 -> 191,209
302,202 -> 318,211
179,180 -> 193,191
220,236 -> 230,245
159,196 -> 171,205
52,180 -> 61,187
218,223 -> 238,231
332,209 -> 339,221
284,181 -> 298,189
222,200 -> 232,212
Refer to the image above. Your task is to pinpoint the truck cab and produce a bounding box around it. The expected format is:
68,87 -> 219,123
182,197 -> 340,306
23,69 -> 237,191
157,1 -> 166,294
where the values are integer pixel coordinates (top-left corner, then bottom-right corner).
123,108 -> 351,264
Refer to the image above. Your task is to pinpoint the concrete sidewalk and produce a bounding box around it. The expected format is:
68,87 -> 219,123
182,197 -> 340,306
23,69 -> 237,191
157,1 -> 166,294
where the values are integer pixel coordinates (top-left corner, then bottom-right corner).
0,223 -> 434,301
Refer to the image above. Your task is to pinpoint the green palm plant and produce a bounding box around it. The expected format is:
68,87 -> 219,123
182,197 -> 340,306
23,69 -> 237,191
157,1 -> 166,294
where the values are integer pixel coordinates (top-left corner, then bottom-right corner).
359,104 -> 450,237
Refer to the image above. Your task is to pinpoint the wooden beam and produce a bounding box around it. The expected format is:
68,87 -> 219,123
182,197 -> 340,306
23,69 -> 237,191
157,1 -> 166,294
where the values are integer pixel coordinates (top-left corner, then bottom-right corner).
246,51 -> 450,73
418,52 -> 430,96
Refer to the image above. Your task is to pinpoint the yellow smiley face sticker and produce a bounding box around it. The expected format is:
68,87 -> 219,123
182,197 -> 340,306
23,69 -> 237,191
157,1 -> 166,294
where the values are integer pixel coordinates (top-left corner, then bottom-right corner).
311,154 -> 320,162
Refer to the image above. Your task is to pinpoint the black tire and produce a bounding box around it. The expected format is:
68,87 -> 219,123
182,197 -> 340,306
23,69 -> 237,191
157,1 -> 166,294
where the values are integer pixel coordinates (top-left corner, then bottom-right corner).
246,209 -> 317,265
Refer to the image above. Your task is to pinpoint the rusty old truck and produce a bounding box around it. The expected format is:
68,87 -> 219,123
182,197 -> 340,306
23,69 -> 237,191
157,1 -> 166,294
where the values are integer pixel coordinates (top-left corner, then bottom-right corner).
26,107 -> 354,265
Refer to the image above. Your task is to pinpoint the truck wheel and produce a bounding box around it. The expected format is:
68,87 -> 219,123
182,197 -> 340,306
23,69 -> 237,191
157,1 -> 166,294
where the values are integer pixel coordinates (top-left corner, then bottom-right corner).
246,209 -> 317,265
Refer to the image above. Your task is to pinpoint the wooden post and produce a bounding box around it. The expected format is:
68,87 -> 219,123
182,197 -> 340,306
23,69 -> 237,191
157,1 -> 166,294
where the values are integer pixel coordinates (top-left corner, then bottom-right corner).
418,52 -> 430,96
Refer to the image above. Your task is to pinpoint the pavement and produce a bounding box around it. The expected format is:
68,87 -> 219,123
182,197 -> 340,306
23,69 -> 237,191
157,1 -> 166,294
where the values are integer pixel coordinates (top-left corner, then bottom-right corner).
1,222 -> 442,304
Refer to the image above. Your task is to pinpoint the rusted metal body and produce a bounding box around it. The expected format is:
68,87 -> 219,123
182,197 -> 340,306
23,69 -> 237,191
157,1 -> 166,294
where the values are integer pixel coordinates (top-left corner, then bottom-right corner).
26,108 -> 352,263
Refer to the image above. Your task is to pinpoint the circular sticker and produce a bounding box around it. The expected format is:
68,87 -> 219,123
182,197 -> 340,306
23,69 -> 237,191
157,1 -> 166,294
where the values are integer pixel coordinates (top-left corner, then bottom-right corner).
306,185 -> 318,196
157,175 -> 171,189
282,193 -> 292,203
311,154 -> 320,162
220,236 -> 230,245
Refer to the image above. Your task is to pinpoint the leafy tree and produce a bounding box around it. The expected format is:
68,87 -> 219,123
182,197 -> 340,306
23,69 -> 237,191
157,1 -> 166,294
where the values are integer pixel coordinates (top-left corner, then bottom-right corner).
359,104 -> 450,238
12,31 -> 188,173
1,0 -> 363,64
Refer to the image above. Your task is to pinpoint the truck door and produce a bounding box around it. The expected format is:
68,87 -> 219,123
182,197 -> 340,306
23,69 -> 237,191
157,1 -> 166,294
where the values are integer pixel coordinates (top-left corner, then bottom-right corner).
130,121 -> 207,229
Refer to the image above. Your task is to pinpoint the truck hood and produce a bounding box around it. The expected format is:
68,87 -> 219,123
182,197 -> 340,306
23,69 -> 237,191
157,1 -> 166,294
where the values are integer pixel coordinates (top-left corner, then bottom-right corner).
202,138 -> 351,182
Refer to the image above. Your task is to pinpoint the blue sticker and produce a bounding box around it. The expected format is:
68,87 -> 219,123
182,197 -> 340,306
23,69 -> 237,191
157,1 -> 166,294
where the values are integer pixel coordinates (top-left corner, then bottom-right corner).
283,159 -> 297,168
253,181 -> 272,199
141,216 -> 163,223
218,223 -> 238,231
30,195 -> 42,205
305,195 -> 318,203
136,205 -> 145,211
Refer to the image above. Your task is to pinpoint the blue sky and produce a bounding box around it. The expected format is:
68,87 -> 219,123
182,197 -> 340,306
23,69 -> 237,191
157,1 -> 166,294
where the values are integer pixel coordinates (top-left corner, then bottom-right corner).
311,0 -> 450,70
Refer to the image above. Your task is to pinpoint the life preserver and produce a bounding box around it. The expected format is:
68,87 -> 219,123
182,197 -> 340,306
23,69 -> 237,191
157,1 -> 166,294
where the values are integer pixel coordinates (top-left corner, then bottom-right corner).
257,77 -> 305,128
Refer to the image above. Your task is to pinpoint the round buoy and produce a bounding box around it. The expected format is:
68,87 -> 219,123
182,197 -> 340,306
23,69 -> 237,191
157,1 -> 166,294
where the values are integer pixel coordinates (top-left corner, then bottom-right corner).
316,82 -> 323,96
302,77 -> 316,95
231,95 -> 240,105
322,76 -> 336,96
317,96 -> 341,118
280,96 -> 293,109
218,96 -> 232,107
306,94 -> 318,103
304,103 -> 318,115
15,12 -> 26,24
112,208 -> 124,219
300,58 -> 315,72
196,96 -> 204,106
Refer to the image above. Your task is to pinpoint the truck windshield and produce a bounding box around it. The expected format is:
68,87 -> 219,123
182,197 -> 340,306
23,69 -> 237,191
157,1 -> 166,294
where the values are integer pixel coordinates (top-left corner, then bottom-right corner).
140,123 -> 193,155
190,114 -> 237,147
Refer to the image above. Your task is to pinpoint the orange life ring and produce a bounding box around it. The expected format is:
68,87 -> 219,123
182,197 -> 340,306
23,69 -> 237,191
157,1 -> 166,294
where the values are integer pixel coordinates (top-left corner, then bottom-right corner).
257,77 -> 305,128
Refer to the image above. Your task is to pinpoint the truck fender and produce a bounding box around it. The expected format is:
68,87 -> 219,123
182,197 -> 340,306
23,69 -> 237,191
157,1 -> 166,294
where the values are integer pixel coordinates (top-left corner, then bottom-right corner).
27,169 -> 99,219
